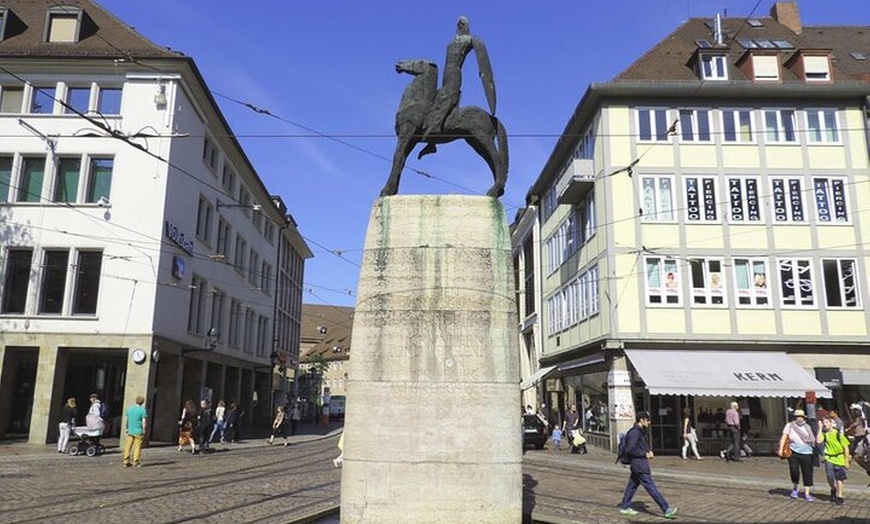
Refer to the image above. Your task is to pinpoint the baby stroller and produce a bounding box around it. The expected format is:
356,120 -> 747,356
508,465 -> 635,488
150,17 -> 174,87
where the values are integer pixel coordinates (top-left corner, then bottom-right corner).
569,429 -> 588,454
68,426 -> 105,457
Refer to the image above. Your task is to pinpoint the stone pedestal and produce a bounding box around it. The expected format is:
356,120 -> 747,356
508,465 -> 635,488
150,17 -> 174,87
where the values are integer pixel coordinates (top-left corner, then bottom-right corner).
341,195 -> 521,524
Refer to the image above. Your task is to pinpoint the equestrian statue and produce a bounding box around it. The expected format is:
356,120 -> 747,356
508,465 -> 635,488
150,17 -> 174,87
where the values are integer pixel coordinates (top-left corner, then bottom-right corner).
379,16 -> 508,199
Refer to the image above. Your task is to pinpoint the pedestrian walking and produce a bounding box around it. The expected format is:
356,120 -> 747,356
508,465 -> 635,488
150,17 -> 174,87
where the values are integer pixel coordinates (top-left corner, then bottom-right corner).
816,413 -> 851,505
122,395 -> 148,468
58,398 -> 77,453
721,401 -> 742,462
224,402 -> 240,443
681,407 -> 702,460
290,401 -> 302,436
86,393 -> 105,433
268,405 -> 289,446
778,409 -> 816,501
845,403 -> 868,455
177,399 -> 197,453
196,399 -> 214,453
210,400 -> 226,444
617,411 -> 678,519
550,426 -> 563,452
563,404 -> 579,435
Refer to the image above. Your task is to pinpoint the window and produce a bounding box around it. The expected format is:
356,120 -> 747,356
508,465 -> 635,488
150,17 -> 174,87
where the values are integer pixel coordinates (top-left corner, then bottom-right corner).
722,109 -> 754,142
17,157 -> 45,203
678,109 -> 711,141
244,309 -> 255,353
806,109 -> 839,143
238,187 -> 251,217
39,250 -> 69,314
261,261 -> 272,294
726,177 -> 762,222
641,176 -> 675,221
763,110 -> 797,143
684,176 -> 718,222
228,299 -> 241,348
0,86 -> 23,113
542,185 -> 557,221
778,258 -> 814,307
700,55 -> 728,80
257,315 -> 269,357
252,209 -> 263,232
752,55 -> 779,81
187,274 -> 207,333
770,177 -> 805,222
195,196 -> 213,243
0,156 -> 11,202
65,86 -> 90,114
46,9 -> 80,43
97,87 -> 121,115
523,238 -> 535,316
813,177 -> 848,223
210,289 -> 226,338
0,8 -> 7,42
645,257 -> 680,305
689,258 -> 725,305
85,158 -> 112,203
248,250 -> 260,286
30,86 -> 56,114
637,108 -> 671,141
233,235 -> 246,272
72,251 -> 102,315
221,163 -> 236,193
822,259 -> 859,308
53,157 -> 81,203
803,56 -> 830,81
202,136 -> 218,172
2,248 -> 33,313
264,221 -> 275,244
216,218 -> 231,259
733,258 -> 769,306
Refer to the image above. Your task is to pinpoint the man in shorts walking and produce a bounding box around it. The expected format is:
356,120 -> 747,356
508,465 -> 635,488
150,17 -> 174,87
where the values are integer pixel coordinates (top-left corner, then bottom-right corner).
817,413 -> 851,505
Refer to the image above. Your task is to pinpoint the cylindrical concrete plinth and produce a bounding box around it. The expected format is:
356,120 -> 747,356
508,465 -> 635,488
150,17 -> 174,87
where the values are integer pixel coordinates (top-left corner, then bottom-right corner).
341,195 -> 521,524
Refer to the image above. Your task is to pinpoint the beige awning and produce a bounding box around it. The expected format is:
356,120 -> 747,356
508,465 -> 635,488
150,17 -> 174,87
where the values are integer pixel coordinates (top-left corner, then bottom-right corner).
520,365 -> 557,390
625,350 -> 832,398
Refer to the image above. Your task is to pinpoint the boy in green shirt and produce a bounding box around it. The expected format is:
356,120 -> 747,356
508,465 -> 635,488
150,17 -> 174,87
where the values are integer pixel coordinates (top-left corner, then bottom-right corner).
123,396 -> 148,468
817,414 -> 851,505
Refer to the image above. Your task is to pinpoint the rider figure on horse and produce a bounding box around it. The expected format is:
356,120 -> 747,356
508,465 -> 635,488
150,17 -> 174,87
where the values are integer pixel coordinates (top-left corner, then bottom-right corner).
419,16 -> 496,159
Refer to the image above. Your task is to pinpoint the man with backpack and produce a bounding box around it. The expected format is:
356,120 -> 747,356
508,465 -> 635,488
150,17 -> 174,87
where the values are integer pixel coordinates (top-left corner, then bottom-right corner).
817,413 -> 851,505
617,411 -> 678,519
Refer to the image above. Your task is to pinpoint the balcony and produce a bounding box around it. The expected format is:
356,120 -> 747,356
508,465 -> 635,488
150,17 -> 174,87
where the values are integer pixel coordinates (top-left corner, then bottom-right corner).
556,158 -> 595,205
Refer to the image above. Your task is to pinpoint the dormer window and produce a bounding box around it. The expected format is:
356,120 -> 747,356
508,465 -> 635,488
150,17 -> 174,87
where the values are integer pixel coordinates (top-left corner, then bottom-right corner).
752,54 -> 780,81
45,6 -> 83,43
803,55 -> 831,82
0,7 -> 8,41
700,54 -> 728,80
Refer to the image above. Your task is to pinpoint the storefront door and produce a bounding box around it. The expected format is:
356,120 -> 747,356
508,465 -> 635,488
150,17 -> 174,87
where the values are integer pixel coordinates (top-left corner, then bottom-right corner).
648,395 -> 681,453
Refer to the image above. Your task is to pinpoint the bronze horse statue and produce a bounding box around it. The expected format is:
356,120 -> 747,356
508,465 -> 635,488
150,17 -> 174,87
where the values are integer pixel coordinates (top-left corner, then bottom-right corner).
379,59 -> 508,198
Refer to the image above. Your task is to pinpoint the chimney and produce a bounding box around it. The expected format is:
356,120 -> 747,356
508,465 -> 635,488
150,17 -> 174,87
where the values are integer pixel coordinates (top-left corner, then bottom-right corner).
770,2 -> 802,34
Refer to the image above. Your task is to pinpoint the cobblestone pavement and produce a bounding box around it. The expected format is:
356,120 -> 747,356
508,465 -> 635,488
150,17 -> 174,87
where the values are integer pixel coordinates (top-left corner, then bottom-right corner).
2,430 -> 870,524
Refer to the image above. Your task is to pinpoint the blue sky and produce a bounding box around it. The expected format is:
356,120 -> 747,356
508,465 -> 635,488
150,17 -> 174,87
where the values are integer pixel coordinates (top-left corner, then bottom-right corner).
99,0 -> 870,307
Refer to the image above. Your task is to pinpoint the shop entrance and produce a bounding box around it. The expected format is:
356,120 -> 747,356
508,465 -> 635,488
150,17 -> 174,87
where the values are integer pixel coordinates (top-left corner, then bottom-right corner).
648,395 -> 684,453
2,349 -> 38,439
63,350 -> 127,437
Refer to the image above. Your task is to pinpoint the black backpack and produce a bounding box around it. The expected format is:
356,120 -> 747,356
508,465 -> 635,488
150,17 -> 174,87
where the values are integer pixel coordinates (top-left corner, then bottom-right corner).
616,427 -> 635,465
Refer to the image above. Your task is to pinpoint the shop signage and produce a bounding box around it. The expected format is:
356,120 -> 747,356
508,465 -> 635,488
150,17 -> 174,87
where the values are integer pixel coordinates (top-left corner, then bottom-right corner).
815,367 -> 843,389
165,221 -> 194,255
732,372 -> 783,381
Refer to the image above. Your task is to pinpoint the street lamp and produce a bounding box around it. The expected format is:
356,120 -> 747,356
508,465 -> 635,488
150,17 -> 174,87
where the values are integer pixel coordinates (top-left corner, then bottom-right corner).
181,326 -> 220,355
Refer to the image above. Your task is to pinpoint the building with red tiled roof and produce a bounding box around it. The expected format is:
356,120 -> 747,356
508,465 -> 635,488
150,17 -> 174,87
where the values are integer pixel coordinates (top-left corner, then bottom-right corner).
516,2 -> 870,454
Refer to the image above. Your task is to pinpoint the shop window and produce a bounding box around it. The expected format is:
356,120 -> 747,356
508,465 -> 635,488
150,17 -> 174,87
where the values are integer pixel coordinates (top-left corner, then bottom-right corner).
645,257 -> 680,305
733,258 -> 769,306
821,259 -> 859,308
726,177 -> 762,222
641,176 -> 675,222
813,177 -> 848,223
778,258 -> 814,308
684,176 -> 718,222
689,258 -> 725,305
770,177 -> 805,222
1,248 -> 33,313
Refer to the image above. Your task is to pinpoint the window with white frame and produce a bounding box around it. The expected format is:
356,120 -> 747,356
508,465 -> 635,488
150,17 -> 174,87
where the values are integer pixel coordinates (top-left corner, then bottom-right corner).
39,249 -> 69,314
678,109 -> 711,141
257,315 -> 269,357
752,54 -> 780,81
821,259 -> 859,308
637,108 -> 671,141
542,185 -> 557,221
1,248 -> 33,314
733,258 -> 770,306
580,191 -> 596,240
722,109 -> 754,142
813,177 -> 849,223
53,157 -> 81,203
726,177 -> 762,222
85,157 -> 113,203
216,218 -> 231,258
45,7 -> 81,43
233,235 -> 246,272
187,274 -> 207,334
700,55 -> 728,80
195,196 -> 213,243
65,86 -> 90,114
202,136 -> 218,172
574,126 -> 596,160
0,85 -> 23,113
30,86 -> 56,114
641,176 -> 675,222
778,258 -> 814,307
96,87 -> 121,115
645,257 -> 680,305
16,156 -> 45,203
72,250 -> 102,315
0,155 -> 11,202
770,177 -> 805,222
689,258 -> 725,305
546,264 -> 600,335
806,109 -> 839,143
248,250 -> 260,286
221,162 -> 236,194
763,109 -> 797,143
244,308 -> 255,353
261,261 -> 272,294
238,186 -> 251,217
803,55 -> 831,82
210,289 -> 226,338
684,176 -> 718,222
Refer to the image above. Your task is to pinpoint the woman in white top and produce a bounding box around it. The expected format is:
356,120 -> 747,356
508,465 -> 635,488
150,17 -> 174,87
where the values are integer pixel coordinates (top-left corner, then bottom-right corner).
681,408 -> 702,460
209,400 -> 226,444
778,409 -> 816,501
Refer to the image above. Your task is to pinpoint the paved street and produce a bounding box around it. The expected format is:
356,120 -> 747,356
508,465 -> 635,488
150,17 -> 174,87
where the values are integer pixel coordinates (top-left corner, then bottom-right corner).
2,427 -> 870,524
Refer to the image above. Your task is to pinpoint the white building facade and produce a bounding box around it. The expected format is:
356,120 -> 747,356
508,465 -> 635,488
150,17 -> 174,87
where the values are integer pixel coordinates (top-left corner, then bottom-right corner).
0,0 -> 311,444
